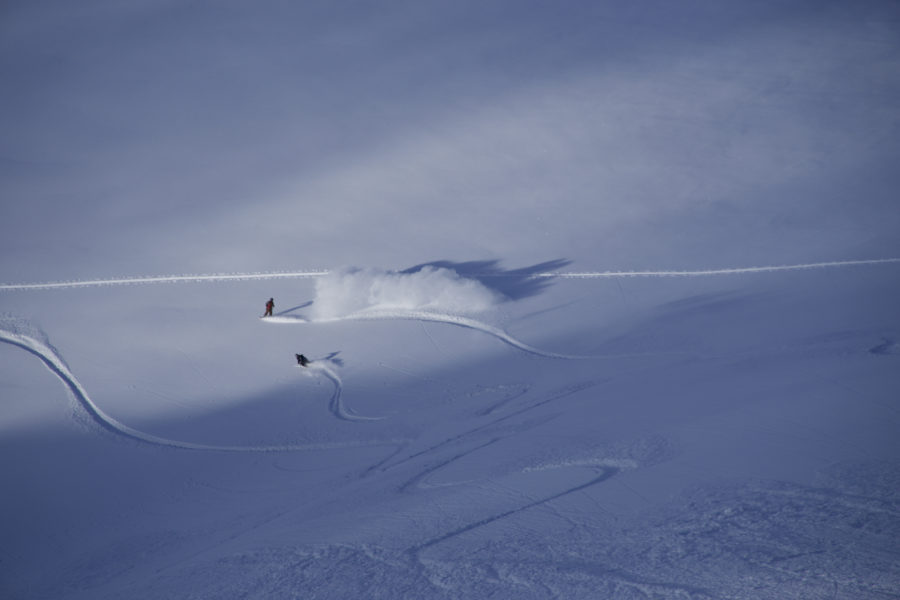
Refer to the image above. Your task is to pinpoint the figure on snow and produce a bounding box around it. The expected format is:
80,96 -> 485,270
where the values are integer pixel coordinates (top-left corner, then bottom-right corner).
264,298 -> 274,317
296,354 -> 310,367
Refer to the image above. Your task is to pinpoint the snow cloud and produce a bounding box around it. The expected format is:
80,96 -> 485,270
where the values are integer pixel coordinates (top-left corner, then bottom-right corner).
310,266 -> 504,320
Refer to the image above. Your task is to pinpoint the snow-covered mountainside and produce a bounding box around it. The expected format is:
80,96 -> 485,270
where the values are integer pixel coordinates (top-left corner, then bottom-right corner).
2,2 -> 899,598
2,260 -> 898,599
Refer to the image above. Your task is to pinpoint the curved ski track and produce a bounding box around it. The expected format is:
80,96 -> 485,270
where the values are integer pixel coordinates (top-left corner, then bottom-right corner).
0,327 -> 395,452
308,362 -> 382,422
267,310 -> 588,359
3,257 -> 898,450
269,310 -> 691,360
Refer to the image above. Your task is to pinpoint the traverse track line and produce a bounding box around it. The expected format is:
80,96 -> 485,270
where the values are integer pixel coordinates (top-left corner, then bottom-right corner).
0,271 -> 328,291
530,258 -> 900,279
2,258 -> 898,291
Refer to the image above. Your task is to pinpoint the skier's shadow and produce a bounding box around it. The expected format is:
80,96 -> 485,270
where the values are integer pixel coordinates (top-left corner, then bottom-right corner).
402,259 -> 571,301
319,351 -> 344,367
321,350 -> 344,367
277,301 -> 313,316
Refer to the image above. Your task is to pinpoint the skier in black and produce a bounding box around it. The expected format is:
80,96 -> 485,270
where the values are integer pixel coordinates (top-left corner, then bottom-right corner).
296,354 -> 310,367
264,298 -> 274,317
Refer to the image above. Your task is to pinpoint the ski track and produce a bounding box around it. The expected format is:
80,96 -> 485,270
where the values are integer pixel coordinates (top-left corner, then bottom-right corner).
408,466 -> 621,556
529,257 -> 900,279
0,326 -> 395,453
265,310 -> 580,359
0,271 -> 329,291
309,362 -> 383,422
2,258 -> 898,291
379,381 -> 603,475
320,310 -> 589,359
271,309 -> 688,361
398,437 -> 503,494
3,257 -> 897,450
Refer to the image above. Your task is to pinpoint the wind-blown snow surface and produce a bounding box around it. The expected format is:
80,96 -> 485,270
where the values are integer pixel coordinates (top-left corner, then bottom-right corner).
3,1 -> 900,599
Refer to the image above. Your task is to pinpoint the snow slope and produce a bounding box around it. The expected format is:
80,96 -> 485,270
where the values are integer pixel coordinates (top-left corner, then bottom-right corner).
2,1 -> 900,599
2,260 -> 899,599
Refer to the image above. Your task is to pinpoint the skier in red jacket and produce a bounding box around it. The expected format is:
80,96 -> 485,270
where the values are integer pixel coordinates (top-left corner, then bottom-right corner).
264,298 -> 274,317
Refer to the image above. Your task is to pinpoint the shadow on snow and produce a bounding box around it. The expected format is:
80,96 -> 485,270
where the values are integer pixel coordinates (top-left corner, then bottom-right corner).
402,258 -> 571,302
